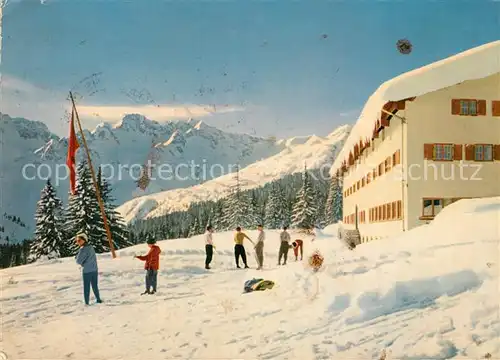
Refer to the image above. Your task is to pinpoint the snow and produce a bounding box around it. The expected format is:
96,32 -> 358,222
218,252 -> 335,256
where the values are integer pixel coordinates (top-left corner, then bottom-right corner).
331,40 -> 500,175
118,124 -> 351,223
2,197 -> 499,359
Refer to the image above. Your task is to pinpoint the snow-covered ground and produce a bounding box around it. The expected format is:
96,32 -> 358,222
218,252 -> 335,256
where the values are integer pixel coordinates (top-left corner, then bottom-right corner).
2,197 -> 499,359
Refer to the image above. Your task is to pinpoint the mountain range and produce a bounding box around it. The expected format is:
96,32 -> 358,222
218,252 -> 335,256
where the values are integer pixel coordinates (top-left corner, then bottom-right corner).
0,112 -> 350,243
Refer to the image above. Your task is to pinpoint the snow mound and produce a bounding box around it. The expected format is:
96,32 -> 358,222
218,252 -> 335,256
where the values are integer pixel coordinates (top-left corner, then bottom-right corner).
2,197 -> 499,359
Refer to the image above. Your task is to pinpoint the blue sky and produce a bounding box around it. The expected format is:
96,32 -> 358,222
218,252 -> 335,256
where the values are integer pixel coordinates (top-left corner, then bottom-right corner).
2,0 -> 499,138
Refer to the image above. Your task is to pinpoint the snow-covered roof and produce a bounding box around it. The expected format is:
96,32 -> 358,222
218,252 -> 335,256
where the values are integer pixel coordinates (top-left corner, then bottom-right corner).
331,40 -> 500,175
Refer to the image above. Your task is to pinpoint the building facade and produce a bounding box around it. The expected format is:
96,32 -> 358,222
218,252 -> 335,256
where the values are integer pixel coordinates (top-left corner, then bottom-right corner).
334,42 -> 500,243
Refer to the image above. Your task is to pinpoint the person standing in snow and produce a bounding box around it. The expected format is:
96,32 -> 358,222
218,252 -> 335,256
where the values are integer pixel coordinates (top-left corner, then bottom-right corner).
292,239 -> 304,261
278,226 -> 291,265
75,233 -> 102,306
234,227 -> 254,269
135,237 -> 162,295
205,225 -> 214,269
255,224 -> 265,270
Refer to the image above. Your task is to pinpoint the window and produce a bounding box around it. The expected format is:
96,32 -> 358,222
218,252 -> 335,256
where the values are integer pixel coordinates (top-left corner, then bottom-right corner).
362,177 -> 366,187
378,163 -> 384,176
452,99 -> 486,116
434,144 -> 454,161
393,150 -> 401,165
460,100 -> 477,115
392,202 -> 396,219
385,157 -> 392,172
397,200 -> 402,219
367,172 -> 371,184
382,205 -> 386,221
357,181 -> 360,190
474,144 -> 493,161
422,198 -> 443,218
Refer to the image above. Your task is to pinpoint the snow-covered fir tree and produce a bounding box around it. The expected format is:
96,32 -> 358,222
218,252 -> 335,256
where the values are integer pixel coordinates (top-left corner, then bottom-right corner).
291,165 -> 317,230
222,166 -> 254,230
265,183 -> 289,229
211,200 -> 226,231
325,176 -> 343,224
188,215 -> 200,237
65,161 -> 107,254
97,167 -> 131,250
251,190 -> 264,226
314,187 -> 327,229
28,179 -> 69,262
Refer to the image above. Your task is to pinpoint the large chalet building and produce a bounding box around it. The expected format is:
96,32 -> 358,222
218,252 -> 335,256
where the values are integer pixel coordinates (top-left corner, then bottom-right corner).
331,40 -> 500,243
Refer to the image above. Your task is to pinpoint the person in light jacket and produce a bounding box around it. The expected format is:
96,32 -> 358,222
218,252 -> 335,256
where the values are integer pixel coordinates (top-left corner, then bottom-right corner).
255,224 -> 265,270
278,226 -> 291,265
75,233 -> 102,306
205,225 -> 214,270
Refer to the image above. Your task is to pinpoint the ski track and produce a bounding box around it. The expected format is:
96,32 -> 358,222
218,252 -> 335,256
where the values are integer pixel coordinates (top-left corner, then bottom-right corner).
1,224 -> 500,359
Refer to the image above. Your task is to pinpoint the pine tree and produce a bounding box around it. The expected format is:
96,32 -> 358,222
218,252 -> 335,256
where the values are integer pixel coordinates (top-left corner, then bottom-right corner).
188,215 -> 200,237
222,166 -> 253,229
28,179 -> 68,261
291,165 -> 317,230
265,183 -> 289,229
315,186 -> 327,229
97,167 -> 131,250
325,176 -> 343,224
211,200 -> 226,231
65,161 -> 107,254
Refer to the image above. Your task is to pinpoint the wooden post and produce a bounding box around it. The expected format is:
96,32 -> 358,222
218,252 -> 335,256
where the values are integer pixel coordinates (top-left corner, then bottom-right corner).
69,92 -> 116,258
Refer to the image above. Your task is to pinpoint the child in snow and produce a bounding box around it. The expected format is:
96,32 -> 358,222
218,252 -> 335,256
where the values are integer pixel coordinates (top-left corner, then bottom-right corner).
135,237 -> 162,295
234,227 -> 254,269
292,239 -> 304,261
205,225 -> 214,269
278,226 -> 291,265
75,233 -> 102,306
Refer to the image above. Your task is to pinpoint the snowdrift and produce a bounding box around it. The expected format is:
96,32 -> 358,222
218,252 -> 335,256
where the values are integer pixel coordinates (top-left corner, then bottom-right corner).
1,198 -> 499,359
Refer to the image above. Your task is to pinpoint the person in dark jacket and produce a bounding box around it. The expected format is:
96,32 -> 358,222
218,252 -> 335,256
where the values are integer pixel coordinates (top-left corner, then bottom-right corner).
75,233 -> 102,306
205,225 -> 214,269
135,237 -> 162,295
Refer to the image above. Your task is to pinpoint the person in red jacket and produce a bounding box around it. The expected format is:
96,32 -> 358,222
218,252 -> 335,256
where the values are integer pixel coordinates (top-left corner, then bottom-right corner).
135,237 -> 162,295
292,239 -> 304,261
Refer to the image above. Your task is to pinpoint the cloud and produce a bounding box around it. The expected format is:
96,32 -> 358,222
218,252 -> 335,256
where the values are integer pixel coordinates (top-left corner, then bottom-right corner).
339,108 -> 362,117
1,75 -> 245,136
76,104 -> 245,123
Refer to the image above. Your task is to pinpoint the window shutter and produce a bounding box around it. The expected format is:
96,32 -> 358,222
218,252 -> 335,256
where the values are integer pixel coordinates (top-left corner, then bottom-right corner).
454,144 -> 463,160
492,101 -> 500,116
423,144 -> 434,160
494,145 -> 500,161
451,99 -> 460,115
477,100 -> 487,115
465,144 -> 475,160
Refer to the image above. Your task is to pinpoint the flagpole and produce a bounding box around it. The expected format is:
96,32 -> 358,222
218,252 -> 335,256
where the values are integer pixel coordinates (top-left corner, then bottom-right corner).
69,91 -> 117,259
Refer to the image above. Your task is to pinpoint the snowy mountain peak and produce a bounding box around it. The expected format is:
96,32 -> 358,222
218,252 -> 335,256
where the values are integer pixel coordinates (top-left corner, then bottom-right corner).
1,113 -> 57,142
